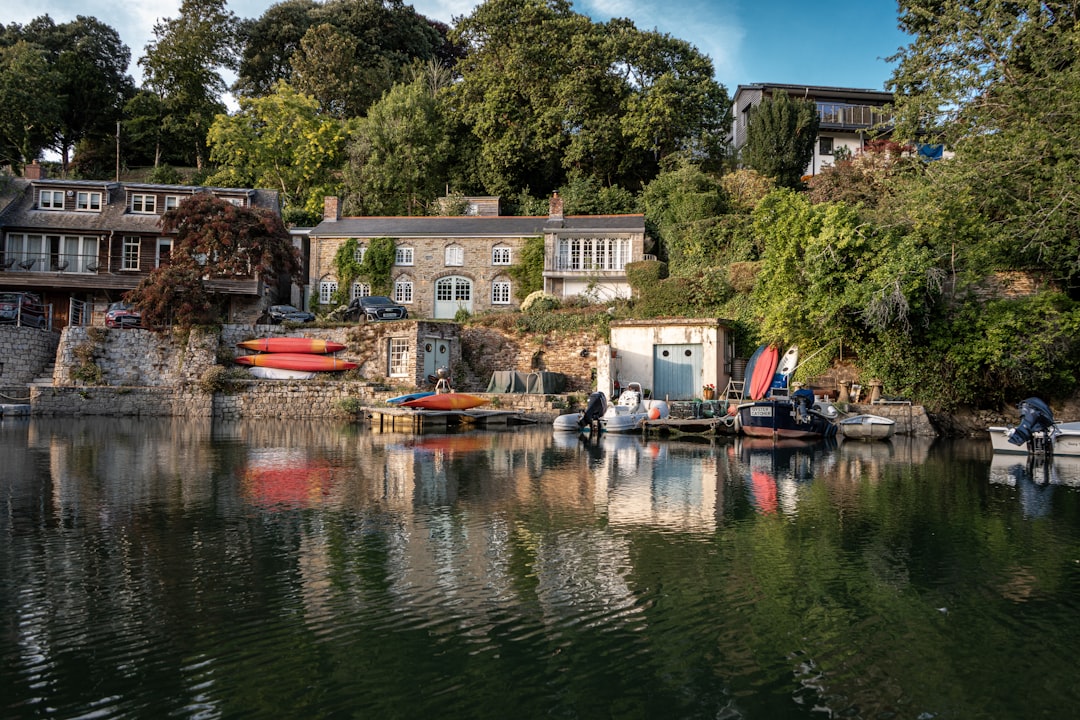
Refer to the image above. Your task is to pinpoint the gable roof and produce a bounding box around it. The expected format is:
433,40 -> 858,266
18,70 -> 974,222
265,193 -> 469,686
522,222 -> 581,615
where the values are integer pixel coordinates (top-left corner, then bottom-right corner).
309,214 -> 645,238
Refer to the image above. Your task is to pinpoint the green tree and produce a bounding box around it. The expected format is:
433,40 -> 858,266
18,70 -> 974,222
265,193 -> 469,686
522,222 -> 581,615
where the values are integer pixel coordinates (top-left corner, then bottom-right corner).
206,81 -> 352,219
0,41 -> 60,170
126,194 -> 301,328
740,90 -> 819,188
639,161 -> 728,270
234,0 -> 318,97
507,236 -> 545,300
888,0 -> 1080,290
344,75 -> 451,215
137,0 -> 238,169
1,16 -> 133,173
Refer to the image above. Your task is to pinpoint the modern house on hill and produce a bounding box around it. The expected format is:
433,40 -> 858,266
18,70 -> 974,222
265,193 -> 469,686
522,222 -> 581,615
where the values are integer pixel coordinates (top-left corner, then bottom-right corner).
731,83 -> 894,177
307,194 -> 650,319
0,164 -> 280,327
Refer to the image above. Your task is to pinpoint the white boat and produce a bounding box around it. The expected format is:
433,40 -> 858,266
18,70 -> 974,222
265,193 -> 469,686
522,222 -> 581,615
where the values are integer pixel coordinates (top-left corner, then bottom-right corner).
988,422 -> 1080,456
552,382 -> 669,434
838,414 -> 896,440
246,366 -> 316,380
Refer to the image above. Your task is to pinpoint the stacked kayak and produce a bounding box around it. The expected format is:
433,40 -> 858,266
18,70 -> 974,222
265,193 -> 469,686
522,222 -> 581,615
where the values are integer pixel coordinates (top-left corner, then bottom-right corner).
235,337 -> 356,377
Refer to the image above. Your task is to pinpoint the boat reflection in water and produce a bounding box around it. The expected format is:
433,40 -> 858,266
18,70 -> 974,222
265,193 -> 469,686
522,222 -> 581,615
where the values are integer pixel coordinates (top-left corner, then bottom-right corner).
989,453 -> 1080,517
732,436 -> 838,516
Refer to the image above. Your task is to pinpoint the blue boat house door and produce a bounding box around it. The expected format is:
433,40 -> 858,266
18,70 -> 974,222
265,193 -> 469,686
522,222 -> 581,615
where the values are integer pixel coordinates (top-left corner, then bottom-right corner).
653,344 -> 702,400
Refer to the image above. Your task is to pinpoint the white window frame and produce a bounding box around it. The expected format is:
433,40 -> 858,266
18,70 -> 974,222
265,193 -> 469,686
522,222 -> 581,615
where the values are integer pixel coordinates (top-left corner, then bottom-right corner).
156,238 -> 172,268
121,236 -> 141,271
164,195 -> 181,212
492,246 -> 511,265
388,338 -> 410,377
444,245 -> 463,266
353,245 -> 366,263
351,282 -> 371,300
224,197 -> 245,207
76,191 -> 102,212
131,194 -> 157,214
492,281 -> 511,305
395,247 -> 414,266
556,237 -> 631,271
39,190 -> 64,210
394,280 -> 413,304
319,280 -> 338,305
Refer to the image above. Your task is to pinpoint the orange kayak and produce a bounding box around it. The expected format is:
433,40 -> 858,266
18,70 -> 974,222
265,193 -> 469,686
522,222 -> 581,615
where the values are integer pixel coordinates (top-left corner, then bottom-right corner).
237,337 -> 346,354
235,353 -> 357,372
401,393 -> 489,410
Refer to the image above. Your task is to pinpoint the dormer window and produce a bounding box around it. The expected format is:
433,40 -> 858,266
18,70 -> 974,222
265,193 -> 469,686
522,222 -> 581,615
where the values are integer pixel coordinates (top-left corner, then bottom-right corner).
131,194 -> 156,213
76,191 -> 102,212
39,190 -> 64,210
164,195 -> 181,211
224,197 -> 244,207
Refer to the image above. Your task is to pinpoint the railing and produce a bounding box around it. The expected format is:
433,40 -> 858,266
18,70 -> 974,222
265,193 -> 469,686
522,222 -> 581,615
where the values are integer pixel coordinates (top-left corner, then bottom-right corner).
0,253 -> 102,274
816,102 -> 893,129
69,298 -> 91,326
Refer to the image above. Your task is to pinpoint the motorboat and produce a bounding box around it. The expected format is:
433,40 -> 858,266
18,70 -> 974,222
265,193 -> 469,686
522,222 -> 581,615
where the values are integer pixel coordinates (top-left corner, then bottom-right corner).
552,382 -> 669,434
735,387 -> 838,440
988,397 -> 1080,456
838,414 -> 896,440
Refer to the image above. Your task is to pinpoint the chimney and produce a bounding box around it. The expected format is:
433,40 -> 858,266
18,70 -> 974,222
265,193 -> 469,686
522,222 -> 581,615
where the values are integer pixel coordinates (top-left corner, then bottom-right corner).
23,160 -> 44,180
549,191 -> 563,220
323,196 -> 340,222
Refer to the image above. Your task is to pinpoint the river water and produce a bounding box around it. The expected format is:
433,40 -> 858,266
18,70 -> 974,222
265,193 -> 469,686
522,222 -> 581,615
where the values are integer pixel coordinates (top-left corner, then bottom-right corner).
2,417 -> 1079,719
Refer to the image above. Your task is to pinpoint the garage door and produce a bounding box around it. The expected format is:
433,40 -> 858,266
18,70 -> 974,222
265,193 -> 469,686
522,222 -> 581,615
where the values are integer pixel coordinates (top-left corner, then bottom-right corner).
653,344 -> 702,400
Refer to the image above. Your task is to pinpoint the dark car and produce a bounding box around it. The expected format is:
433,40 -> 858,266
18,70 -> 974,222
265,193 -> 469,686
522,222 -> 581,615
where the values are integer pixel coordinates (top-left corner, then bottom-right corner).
268,304 -> 316,324
0,291 -> 48,328
105,301 -> 141,328
347,295 -> 409,321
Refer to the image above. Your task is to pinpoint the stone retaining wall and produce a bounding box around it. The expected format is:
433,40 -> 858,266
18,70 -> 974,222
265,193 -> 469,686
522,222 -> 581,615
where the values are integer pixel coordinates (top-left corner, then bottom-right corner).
845,402 -> 937,437
0,327 -> 59,385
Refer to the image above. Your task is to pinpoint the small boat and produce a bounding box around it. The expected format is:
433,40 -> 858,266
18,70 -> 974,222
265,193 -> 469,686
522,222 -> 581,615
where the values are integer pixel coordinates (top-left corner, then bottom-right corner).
246,366 -> 316,380
386,391 -> 435,405
401,392 -> 489,410
234,353 -> 358,372
237,337 -> 346,354
987,397 -> 1080,456
552,382 -> 669,434
839,414 -> 896,440
735,389 -> 838,441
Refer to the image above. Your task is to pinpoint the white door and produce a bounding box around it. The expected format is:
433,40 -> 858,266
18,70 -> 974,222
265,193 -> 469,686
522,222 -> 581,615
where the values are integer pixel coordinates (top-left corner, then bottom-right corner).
434,276 -> 473,319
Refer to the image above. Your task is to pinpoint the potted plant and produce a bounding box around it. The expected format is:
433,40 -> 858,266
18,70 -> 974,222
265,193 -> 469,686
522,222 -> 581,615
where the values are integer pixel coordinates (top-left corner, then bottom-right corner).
703,383 -> 715,400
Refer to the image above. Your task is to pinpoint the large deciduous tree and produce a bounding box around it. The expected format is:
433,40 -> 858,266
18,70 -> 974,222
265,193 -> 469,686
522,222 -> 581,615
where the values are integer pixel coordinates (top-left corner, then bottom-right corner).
740,90 -> 819,188
126,194 -> 301,328
206,81 -> 352,222
0,16 -> 133,173
888,0 -> 1080,291
344,76 -> 451,215
234,0 -> 318,98
137,0 -> 238,169
0,41 -> 61,171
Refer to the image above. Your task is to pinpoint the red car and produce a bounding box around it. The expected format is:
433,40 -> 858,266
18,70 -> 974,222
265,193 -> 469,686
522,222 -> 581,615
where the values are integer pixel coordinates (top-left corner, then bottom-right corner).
105,301 -> 142,328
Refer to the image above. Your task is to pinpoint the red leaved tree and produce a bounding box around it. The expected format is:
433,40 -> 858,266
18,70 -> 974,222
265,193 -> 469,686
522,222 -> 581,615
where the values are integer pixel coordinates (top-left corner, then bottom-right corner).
127,193 -> 301,328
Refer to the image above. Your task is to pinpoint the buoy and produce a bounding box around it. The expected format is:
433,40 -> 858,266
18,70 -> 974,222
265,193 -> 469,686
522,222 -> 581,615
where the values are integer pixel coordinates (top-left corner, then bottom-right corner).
648,407 -> 661,420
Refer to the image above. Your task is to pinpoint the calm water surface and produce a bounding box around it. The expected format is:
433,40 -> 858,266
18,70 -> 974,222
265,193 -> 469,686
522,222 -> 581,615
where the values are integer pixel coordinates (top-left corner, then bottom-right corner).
2,417 -> 1080,719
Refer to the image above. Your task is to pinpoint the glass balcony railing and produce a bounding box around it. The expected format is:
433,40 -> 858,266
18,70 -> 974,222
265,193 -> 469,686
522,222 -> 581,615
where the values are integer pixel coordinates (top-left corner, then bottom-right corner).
816,102 -> 893,129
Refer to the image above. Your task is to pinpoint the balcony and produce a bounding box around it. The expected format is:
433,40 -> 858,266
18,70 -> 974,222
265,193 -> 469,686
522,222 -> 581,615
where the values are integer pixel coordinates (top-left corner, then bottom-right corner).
816,102 -> 893,130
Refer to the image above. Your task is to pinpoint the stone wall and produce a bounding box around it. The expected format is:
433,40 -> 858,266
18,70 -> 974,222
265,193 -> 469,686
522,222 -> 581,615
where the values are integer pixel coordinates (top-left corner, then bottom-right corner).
458,326 -> 598,393
844,402 -> 938,437
54,326 -> 218,387
0,326 -> 59,394
31,385 -> 209,416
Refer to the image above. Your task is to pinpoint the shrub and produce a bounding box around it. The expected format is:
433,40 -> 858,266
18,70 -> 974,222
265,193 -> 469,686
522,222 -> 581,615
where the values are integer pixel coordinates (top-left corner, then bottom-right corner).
521,290 -> 560,314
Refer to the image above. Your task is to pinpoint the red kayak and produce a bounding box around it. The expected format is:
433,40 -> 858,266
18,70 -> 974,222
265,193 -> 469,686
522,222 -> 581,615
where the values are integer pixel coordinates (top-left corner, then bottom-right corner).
237,337 -> 346,354
401,393 -> 489,410
235,353 -> 357,372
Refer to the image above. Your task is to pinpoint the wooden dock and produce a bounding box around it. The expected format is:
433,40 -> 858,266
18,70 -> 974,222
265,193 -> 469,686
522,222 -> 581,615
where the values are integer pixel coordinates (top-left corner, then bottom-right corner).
366,406 -> 534,432
643,416 -> 735,437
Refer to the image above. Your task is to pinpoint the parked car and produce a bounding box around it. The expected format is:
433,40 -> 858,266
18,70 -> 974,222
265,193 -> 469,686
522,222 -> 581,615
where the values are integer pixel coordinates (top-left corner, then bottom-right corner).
346,295 -> 409,321
268,304 -> 316,324
0,291 -> 48,328
105,301 -> 142,328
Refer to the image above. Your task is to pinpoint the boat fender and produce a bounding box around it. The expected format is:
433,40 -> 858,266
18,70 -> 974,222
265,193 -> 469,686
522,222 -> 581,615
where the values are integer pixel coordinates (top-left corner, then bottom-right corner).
721,415 -> 735,428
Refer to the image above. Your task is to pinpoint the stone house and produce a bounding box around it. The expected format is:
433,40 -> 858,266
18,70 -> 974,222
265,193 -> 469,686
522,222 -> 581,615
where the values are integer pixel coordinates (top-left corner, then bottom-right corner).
306,194 -> 650,319
0,162 -> 281,327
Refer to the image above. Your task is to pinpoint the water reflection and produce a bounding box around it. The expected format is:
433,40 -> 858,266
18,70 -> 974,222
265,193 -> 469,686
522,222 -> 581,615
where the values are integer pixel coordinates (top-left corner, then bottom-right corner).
988,453 -> 1080,517
4,418 -> 1080,719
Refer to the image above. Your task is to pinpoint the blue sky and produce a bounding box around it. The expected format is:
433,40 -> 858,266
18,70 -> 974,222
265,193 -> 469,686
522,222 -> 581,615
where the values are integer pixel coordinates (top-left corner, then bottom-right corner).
6,0 -> 909,93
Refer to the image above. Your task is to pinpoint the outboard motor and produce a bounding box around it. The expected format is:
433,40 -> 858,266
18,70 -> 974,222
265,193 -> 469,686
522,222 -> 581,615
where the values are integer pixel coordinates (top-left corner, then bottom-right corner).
1009,397 -> 1056,448
791,387 -> 816,423
578,391 -> 608,429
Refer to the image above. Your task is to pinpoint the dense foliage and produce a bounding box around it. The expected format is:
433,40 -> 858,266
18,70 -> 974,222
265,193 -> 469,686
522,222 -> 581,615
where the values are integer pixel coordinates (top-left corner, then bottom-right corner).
126,194 -> 300,328
740,91 -> 819,188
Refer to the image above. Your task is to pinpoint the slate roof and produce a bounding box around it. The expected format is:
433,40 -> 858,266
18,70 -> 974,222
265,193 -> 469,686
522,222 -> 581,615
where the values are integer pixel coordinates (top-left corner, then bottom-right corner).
0,178 -> 280,234
309,214 -> 645,238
